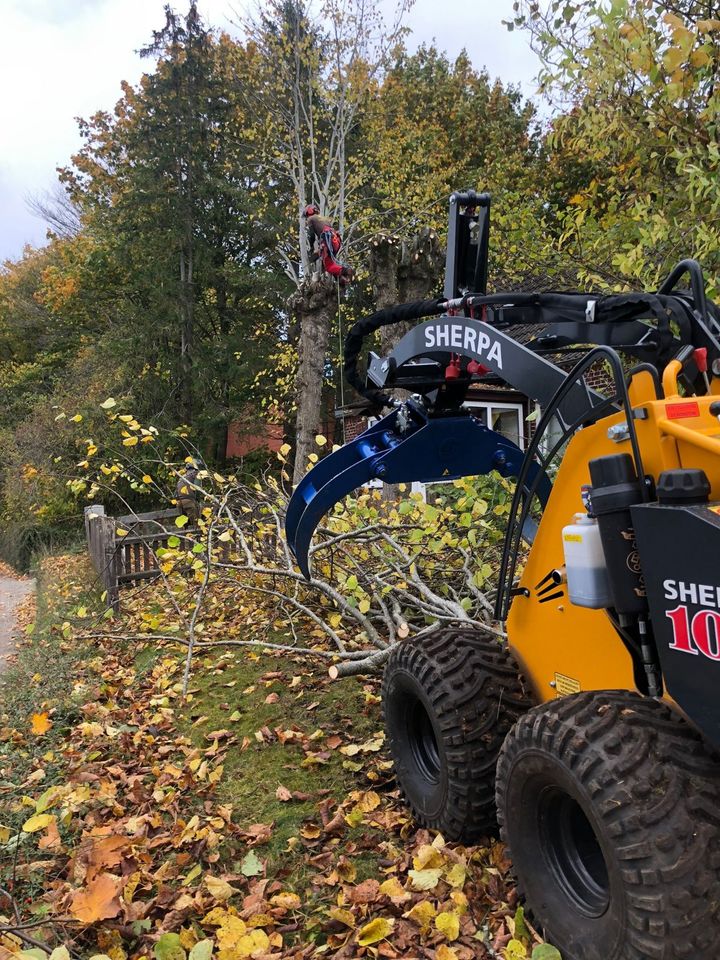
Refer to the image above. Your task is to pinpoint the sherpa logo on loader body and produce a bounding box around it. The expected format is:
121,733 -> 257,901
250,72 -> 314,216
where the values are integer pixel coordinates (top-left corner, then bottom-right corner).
664,579 -> 720,660
424,322 -> 504,370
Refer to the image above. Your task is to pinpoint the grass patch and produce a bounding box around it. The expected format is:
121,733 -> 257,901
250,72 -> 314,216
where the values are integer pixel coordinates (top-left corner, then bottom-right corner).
176,646 -> 385,877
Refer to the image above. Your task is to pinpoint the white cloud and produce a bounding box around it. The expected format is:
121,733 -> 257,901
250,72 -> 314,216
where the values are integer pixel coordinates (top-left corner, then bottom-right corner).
0,0 -> 540,262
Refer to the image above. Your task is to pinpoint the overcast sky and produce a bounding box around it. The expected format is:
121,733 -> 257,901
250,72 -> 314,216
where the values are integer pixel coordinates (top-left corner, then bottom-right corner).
0,0 -> 541,263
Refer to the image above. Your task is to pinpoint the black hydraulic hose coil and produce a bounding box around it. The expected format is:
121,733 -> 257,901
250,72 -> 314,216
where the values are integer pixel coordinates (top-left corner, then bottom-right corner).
343,297 -> 446,405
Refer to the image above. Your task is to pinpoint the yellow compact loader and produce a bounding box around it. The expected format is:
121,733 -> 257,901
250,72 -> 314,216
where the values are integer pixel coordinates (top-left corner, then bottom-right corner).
286,191 -> 720,960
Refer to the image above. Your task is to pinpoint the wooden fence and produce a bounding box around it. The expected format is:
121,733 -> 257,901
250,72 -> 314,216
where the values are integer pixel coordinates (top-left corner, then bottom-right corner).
85,505 -> 198,611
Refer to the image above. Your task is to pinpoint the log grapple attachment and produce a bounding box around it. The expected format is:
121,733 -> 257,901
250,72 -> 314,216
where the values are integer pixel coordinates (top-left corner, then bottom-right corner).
286,398 -> 551,578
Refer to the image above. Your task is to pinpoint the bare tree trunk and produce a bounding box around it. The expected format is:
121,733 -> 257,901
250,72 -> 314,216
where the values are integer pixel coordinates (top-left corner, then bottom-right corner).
292,275 -> 336,485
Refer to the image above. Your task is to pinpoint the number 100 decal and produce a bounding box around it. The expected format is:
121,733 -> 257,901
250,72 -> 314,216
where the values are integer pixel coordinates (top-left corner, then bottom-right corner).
666,605 -> 720,660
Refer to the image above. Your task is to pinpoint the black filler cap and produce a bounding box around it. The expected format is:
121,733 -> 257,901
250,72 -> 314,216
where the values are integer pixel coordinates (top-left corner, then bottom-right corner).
657,468 -> 710,505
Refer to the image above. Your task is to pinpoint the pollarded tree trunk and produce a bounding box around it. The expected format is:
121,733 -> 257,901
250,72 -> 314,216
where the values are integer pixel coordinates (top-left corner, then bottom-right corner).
292,274 -> 337,485
369,235 -> 401,356
398,226 -> 445,305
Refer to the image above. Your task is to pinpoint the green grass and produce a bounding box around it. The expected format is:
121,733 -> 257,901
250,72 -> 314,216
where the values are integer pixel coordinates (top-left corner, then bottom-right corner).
176,646 -> 384,876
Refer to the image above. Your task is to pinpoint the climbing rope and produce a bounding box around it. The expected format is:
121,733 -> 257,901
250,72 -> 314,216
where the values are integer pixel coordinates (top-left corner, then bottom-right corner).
336,279 -> 346,444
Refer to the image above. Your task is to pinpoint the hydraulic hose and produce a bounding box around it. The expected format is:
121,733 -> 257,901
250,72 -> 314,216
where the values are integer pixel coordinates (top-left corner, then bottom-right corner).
343,297 -> 446,406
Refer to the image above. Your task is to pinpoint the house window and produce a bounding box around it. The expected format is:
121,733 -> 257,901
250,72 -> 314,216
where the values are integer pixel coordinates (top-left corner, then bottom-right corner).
464,400 -> 525,449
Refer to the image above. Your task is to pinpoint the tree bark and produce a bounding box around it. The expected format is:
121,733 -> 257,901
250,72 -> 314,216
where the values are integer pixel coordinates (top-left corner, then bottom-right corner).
292,275 -> 336,485
369,235 -> 401,356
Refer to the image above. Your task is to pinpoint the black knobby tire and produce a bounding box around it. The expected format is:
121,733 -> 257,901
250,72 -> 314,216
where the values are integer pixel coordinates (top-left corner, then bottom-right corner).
496,691 -> 720,960
382,627 -> 532,841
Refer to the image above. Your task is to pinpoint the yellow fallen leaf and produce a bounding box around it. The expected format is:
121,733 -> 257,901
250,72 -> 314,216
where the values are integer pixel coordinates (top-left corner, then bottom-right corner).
270,892 -> 301,909
142,475 -> 153,484
504,938 -> 529,959
328,907 -> 355,928
406,899 -> 436,933
413,843 -> 445,870
436,946 -> 459,960
408,867 -> 443,890
353,790 -> 381,812
445,862 -> 467,888
234,929 -> 269,958
218,531 -> 232,542
216,914 -> 247,950
22,813 -> 55,833
205,876 -> 239,902
378,877 -> 408,899
435,911 -> 460,941
122,436 -> 138,446
357,917 -> 394,946
315,434 -> 327,446
0,824 -> 12,843
31,712 -> 52,735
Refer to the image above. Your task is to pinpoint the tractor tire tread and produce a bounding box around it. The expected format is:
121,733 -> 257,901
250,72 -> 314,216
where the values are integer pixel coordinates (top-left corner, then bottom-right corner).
497,690 -> 720,960
383,627 -> 532,840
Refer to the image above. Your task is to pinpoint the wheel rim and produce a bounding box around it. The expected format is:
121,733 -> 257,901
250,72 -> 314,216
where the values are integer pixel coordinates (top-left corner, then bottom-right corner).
538,786 -> 610,918
407,695 -> 441,783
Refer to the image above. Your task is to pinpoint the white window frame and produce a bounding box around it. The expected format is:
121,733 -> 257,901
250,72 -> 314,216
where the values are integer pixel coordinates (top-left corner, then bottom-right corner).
463,399 -> 526,449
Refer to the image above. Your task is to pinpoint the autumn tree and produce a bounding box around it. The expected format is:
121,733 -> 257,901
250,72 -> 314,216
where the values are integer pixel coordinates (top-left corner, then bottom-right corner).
511,0 -> 720,291
61,4 -> 284,453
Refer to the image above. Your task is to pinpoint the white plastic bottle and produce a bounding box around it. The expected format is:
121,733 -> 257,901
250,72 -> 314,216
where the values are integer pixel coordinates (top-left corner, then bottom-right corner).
562,513 -> 612,609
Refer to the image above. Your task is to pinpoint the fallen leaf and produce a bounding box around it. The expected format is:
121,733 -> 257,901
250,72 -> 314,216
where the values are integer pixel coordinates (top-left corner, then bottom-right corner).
357,917 -> 394,946
406,900 -> 436,932
31,713 -> 52,735
240,850 -> 263,877
22,813 -> 55,834
205,876 -> 239,902
188,942 -> 213,960
329,906 -> 356,928
436,947 -> 459,960
505,939 -> 529,958
38,819 -> 62,851
154,933 -> 186,960
532,947 -> 562,960
408,868 -> 443,891
378,877 -> 408,900
275,785 -> 292,802
70,873 -> 122,923
435,911 -> 460,941
215,914 -> 247,949
270,891 -> 301,910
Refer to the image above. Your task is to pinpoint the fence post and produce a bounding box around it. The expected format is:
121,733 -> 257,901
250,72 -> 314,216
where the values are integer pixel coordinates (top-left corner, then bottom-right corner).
100,516 -> 120,613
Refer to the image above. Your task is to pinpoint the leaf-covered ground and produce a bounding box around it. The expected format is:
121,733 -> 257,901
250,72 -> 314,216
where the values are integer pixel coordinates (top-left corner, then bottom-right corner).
0,555 -> 557,960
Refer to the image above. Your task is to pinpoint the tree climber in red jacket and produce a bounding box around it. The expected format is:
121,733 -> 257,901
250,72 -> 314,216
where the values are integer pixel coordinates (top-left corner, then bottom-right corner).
303,205 -> 355,286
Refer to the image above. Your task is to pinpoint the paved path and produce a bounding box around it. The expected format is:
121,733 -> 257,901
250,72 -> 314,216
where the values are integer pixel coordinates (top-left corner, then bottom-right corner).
0,575 -> 34,668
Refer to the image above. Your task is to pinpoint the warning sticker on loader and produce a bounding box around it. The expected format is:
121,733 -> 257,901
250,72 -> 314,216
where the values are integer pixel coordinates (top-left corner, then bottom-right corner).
554,672 -> 581,697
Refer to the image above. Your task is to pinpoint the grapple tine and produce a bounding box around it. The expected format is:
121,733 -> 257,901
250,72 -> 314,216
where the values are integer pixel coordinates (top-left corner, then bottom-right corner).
285,406 -> 551,579
285,408 -> 404,566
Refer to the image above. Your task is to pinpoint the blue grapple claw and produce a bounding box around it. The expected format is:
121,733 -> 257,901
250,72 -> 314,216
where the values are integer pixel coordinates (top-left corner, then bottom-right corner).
285,401 -> 551,579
